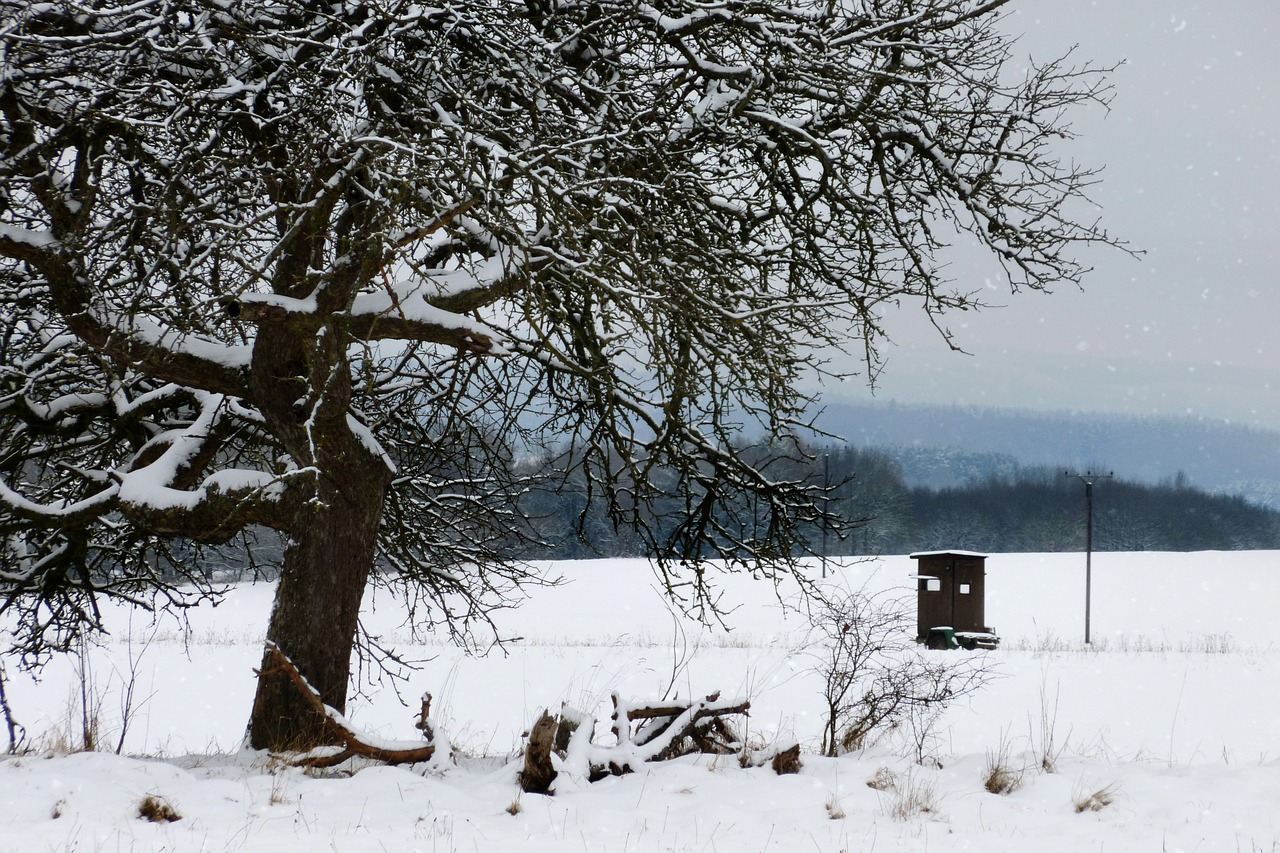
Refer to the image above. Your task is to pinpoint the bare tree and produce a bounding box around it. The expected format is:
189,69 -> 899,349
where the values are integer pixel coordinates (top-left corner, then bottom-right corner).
1,0 -> 1120,750
811,584 -> 989,758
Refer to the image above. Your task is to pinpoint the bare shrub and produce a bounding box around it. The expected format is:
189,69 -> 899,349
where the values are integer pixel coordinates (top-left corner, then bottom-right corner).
32,632 -> 153,756
809,584 -> 991,758
901,700 -> 946,767
110,616 -> 158,754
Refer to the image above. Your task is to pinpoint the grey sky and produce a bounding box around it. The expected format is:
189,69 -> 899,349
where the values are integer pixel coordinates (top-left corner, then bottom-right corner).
824,1 -> 1280,429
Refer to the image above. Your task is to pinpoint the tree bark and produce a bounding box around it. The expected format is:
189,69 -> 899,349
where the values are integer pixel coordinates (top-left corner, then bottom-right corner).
245,329 -> 394,751
240,240 -> 401,751
247,458 -> 389,749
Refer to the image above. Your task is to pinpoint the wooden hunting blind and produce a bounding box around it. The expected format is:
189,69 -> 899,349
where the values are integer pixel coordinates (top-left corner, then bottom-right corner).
910,551 -> 998,649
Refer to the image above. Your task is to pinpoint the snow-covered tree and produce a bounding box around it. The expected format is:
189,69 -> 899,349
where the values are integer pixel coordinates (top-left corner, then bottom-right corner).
0,0 -> 1120,749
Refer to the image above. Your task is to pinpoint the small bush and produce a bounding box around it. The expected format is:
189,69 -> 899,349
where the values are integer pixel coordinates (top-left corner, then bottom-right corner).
809,585 -> 990,759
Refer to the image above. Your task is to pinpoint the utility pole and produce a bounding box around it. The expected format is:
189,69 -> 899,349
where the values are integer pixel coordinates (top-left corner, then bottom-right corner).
1066,470 -> 1113,644
821,452 -> 830,579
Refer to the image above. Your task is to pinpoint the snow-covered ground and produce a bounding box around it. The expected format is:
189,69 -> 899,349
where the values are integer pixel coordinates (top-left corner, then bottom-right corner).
2,551 -> 1278,851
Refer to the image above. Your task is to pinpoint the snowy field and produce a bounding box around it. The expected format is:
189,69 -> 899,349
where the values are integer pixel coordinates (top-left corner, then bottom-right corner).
2,551 -> 1279,852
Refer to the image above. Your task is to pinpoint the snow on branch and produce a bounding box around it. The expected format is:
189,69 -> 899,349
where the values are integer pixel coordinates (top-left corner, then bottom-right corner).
0,476 -> 118,527
224,280 -> 510,354
95,392 -> 296,539
519,691 -> 753,793
347,292 -> 507,354
0,224 -> 59,257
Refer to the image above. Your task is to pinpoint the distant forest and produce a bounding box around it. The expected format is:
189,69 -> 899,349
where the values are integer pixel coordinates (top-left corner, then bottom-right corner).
519,444 -> 1280,559
814,401 -> 1280,507
192,439 -> 1279,582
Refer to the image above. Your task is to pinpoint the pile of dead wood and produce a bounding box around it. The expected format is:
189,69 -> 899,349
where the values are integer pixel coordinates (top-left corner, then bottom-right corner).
520,691 -> 757,793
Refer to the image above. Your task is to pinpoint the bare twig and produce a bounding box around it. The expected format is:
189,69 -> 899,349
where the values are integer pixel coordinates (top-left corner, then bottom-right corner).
0,657 -> 26,754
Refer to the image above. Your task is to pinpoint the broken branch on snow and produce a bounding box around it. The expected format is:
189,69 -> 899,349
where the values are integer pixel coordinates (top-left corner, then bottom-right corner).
258,644 -> 437,768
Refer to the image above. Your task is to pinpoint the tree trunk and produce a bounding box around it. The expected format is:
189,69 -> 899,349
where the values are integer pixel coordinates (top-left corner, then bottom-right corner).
247,430 -> 392,751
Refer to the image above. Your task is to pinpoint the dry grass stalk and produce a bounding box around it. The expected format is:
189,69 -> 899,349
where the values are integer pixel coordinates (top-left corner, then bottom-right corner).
825,794 -> 846,820
886,770 -> 938,821
138,794 -> 181,823
1073,784 -> 1117,813
866,766 -> 897,791
983,740 -> 1024,795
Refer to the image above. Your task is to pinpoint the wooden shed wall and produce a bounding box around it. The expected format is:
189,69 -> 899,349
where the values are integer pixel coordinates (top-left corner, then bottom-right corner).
914,552 -> 987,637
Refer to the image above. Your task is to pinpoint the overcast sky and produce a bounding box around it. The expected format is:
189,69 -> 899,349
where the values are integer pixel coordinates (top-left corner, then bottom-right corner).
824,1 -> 1280,430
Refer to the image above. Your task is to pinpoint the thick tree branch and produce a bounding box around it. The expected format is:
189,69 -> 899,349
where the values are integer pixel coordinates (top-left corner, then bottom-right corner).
224,296 -> 502,354
259,644 -> 437,768
34,260 -> 253,398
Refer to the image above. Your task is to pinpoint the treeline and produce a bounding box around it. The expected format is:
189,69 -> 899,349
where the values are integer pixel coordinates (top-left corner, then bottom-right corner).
818,401 -> 1280,506
898,470 -> 1280,553
517,444 -> 1280,558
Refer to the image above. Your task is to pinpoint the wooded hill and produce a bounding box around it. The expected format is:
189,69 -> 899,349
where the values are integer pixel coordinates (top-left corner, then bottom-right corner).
182,439 -> 1280,582
815,401 -> 1280,507
518,444 -> 1280,558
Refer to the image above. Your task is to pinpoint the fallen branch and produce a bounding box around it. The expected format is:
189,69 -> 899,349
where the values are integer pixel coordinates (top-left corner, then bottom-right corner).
259,643 -> 436,768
